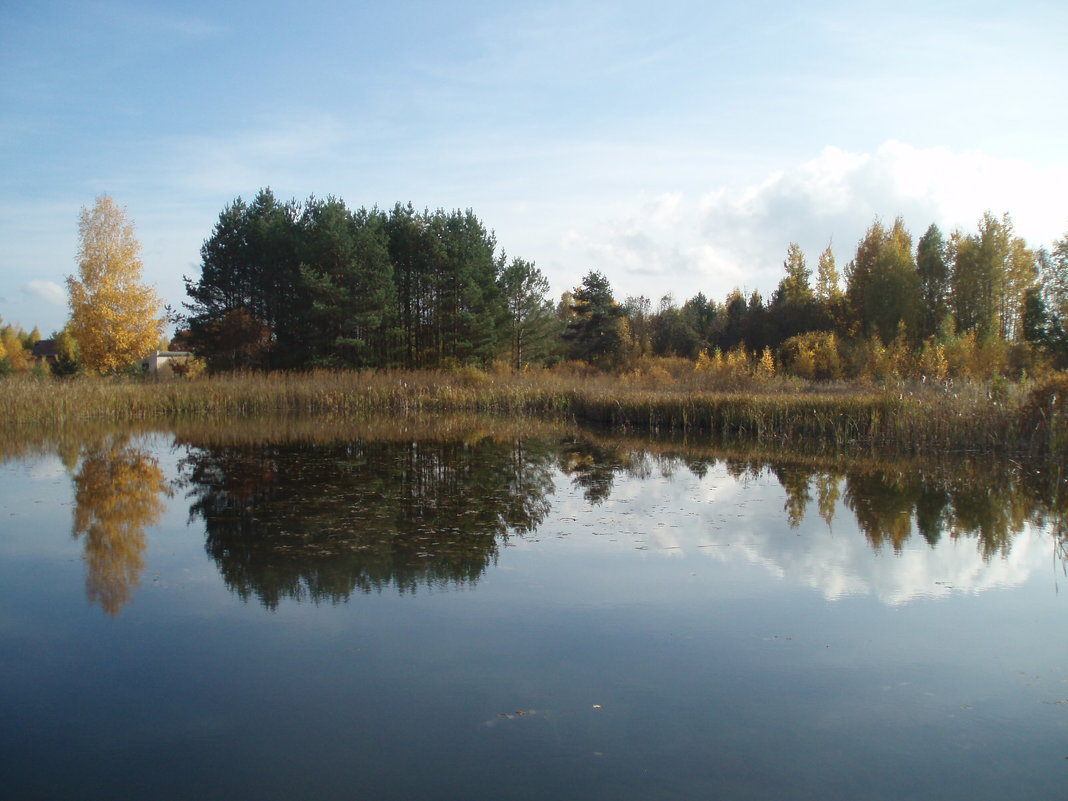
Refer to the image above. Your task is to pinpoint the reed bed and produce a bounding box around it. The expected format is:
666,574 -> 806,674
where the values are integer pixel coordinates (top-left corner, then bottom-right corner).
1,369 -> 1064,458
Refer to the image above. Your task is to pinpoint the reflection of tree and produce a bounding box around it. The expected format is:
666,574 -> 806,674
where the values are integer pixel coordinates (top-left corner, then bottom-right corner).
771,465 -> 812,528
945,475 -> 1023,558
844,471 -> 917,551
815,472 -> 841,528
178,436 -> 555,607
914,482 -> 950,545
834,465 -> 1029,557
165,419 -> 1068,605
556,432 -> 1068,564
552,434 -> 1054,558
72,437 -> 170,616
556,438 -> 644,505
1021,464 -> 1068,572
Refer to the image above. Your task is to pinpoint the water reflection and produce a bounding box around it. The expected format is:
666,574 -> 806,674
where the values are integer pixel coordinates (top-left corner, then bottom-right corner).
4,417 -> 1068,609
170,426 -> 1068,607
715,447 -> 1066,560
71,436 -> 171,616
177,435 -> 556,607
556,438 -> 1068,603
558,436 -> 646,504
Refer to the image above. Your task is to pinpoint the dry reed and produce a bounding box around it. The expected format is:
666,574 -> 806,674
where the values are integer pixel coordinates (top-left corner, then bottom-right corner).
1,368 -> 1063,458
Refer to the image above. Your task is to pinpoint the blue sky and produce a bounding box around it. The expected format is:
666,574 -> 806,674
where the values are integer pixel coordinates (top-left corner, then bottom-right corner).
2,0 -> 1067,336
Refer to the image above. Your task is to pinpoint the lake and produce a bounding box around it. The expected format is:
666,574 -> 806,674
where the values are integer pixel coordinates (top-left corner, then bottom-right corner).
2,416 -> 1066,800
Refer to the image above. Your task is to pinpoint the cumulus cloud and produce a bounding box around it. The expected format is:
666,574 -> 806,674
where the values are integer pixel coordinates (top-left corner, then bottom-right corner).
562,141 -> 1068,305
22,280 -> 66,306
699,140 -> 1066,261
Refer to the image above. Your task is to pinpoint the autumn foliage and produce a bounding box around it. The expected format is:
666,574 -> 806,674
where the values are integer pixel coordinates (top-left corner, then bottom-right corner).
67,196 -> 164,374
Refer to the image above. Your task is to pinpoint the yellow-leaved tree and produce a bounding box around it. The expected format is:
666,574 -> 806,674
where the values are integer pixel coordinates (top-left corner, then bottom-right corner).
67,196 -> 164,374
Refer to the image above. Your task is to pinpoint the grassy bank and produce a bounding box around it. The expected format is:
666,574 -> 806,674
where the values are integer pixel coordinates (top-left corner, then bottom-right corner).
2,368 -> 1066,458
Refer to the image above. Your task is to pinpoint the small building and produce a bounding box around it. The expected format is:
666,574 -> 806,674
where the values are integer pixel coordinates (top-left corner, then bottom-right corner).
31,339 -> 58,365
141,350 -> 193,377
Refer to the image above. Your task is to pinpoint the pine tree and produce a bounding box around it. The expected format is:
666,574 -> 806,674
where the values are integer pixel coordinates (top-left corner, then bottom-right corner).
916,224 -> 949,339
562,271 -> 625,367
299,200 -> 399,367
499,258 -> 555,368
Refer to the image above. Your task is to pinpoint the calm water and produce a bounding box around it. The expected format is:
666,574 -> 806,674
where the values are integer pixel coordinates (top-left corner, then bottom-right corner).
2,419 -> 1066,800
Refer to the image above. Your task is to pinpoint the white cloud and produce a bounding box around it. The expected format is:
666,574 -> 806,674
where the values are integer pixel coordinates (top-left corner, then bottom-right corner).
561,141 -> 1068,306
22,280 -> 65,306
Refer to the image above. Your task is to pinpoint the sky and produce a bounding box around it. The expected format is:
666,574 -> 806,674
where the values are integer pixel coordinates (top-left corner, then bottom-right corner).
2,0 -> 1067,336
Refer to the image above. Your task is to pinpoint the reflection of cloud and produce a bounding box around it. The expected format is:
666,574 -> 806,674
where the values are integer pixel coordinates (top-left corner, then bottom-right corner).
22,280 -> 65,306
28,455 -> 66,481
568,463 -> 1052,607
692,482 -> 1049,606
857,530 -> 1049,605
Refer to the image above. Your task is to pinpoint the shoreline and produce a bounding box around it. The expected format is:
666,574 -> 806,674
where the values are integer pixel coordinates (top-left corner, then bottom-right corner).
2,369 -> 1065,459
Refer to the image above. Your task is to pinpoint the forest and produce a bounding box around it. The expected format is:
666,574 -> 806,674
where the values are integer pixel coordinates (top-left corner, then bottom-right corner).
173,188 -> 1068,381
2,187 -> 1068,384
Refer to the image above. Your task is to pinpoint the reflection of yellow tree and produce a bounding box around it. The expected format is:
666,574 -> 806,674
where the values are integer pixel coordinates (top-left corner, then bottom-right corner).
72,438 -> 170,616
815,472 -> 842,528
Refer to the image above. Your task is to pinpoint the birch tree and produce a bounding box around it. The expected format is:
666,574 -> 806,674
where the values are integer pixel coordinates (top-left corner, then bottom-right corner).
67,197 -> 164,373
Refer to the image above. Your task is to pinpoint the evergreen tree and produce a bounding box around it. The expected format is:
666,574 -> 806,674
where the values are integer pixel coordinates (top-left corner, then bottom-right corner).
385,203 -> 434,367
916,223 -> 949,339
650,295 -> 700,358
184,189 -> 303,368
499,258 -> 555,368
563,271 -> 625,367
430,209 -> 504,365
770,242 -> 816,344
299,199 -> 399,367
720,289 -> 748,351
681,293 -> 721,350
243,190 -> 303,366
742,290 -> 771,352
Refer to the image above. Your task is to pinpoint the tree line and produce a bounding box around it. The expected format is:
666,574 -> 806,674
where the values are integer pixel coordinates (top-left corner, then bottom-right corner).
4,190 -> 1067,379
86,429 -> 1068,609
614,213 -> 1068,379
179,188 -> 1068,378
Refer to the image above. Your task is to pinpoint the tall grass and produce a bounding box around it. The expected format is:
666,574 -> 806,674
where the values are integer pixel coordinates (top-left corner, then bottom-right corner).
1,367 -> 1065,458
